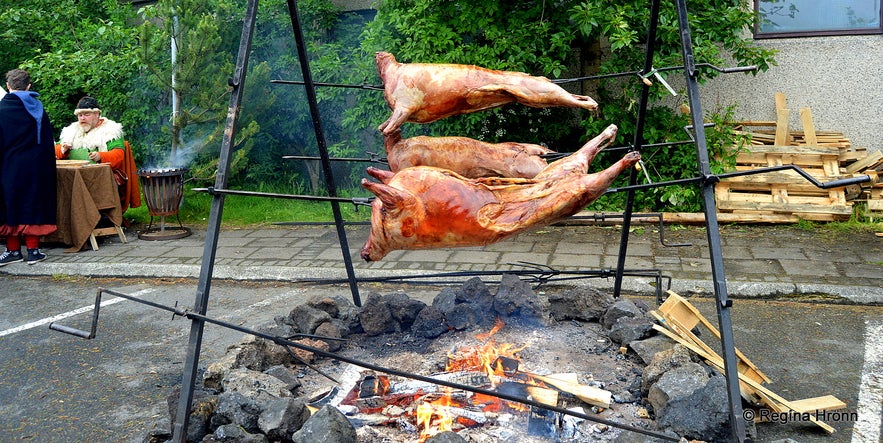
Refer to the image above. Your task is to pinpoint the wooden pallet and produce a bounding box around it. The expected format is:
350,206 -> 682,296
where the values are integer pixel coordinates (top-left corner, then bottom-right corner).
650,291 -> 846,434
720,93 -> 866,221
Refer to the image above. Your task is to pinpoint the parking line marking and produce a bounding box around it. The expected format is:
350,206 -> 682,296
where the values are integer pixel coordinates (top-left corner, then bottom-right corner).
0,288 -> 155,337
852,318 -> 882,443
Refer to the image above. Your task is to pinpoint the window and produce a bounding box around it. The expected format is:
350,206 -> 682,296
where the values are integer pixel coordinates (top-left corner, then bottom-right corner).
755,0 -> 882,38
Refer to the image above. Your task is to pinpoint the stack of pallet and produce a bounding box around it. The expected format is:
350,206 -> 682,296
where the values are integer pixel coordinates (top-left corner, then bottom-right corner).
716,92 -> 881,222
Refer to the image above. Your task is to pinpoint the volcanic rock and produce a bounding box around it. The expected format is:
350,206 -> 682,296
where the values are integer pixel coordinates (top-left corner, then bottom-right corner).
257,397 -> 310,441
629,335 -> 676,366
204,423 -> 269,442
607,315 -> 655,346
642,344 -> 695,396
221,368 -> 292,402
492,273 -> 549,325
412,305 -> 448,338
382,292 -> 427,329
547,286 -> 615,322
291,404 -> 357,443
210,391 -> 263,434
601,298 -> 644,330
288,304 -> 333,334
647,362 -> 709,417
358,293 -> 399,336
654,374 -> 732,442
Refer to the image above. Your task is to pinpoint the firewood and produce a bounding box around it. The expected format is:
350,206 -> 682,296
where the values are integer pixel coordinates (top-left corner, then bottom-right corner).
520,371 -> 612,409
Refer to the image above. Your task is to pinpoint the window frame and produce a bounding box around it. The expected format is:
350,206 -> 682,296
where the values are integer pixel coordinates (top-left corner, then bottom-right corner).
753,0 -> 883,39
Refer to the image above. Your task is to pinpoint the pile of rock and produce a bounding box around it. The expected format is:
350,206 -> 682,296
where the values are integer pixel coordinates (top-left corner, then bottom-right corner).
145,276 -> 739,442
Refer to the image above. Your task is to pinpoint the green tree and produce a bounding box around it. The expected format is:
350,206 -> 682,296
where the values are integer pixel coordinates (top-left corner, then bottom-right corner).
1,0 -> 141,145
136,0 -> 242,167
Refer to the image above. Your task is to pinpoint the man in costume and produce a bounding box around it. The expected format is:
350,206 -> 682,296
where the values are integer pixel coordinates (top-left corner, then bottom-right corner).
0,69 -> 57,266
56,96 -> 140,211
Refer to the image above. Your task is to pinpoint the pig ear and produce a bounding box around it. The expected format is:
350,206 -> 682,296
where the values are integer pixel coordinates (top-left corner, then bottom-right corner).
366,167 -> 395,184
361,178 -> 414,212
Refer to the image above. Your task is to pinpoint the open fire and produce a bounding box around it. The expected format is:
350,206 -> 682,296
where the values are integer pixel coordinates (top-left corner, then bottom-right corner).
331,319 -> 612,442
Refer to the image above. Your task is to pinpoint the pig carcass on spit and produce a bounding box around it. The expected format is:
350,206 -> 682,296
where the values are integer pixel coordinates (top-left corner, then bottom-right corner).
376,52 -> 598,135
384,130 -> 553,179
360,125 -> 639,261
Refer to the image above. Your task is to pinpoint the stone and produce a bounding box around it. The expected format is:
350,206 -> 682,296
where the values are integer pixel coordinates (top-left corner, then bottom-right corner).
291,405 -> 357,443
412,306 -> 449,338
289,338 -> 330,363
642,344 -> 695,396
630,335 -> 676,366
607,316 -> 654,346
314,320 -> 346,352
492,274 -> 549,325
204,346 -> 246,391
288,304 -> 333,334
258,397 -> 310,441
307,295 -> 345,318
444,303 -> 480,331
655,375 -> 732,443
167,386 -> 217,443
263,365 -> 302,394
456,277 -> 495,311
358,293 -> 399,336
547,286 -> 614,322
256,315 -> 297,339
646,362 -> 709,418
221,368 -> 292,403
432,287 -> 458,314
203,423 -> 269,442
382,292 -> 426,329
425,430 -> 468,442
601,298 -> 643,330
210,391 -> 263,434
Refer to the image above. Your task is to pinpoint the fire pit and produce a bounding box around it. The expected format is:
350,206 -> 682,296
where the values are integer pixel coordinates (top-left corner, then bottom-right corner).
137,168 -> 192,240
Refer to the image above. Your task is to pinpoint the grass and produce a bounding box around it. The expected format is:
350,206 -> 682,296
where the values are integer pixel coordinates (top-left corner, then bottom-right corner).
124,185 -> 371,229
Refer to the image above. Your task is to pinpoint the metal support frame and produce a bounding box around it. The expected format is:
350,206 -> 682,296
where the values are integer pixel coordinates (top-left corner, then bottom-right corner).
50,1 -> 873,442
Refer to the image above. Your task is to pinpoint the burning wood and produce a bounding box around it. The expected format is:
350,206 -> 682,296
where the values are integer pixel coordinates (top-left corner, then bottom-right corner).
333,320 -> 614,441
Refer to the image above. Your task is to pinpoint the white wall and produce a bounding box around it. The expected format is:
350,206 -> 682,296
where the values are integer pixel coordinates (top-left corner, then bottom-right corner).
699,35 -> 882,153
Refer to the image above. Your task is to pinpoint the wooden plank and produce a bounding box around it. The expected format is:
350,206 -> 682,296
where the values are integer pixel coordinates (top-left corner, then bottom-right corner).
845,150 -> 883,174
661,212 -> 801,224
788,395 -> 847,413
735,145 -> 841,156
716,199 -> 853,216
799,108 -> 817,146
775,108 -> 791,146
775,92 -> 788,112
657,292 -> 771,383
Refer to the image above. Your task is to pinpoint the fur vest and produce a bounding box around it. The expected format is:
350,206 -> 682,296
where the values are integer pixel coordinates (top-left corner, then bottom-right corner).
59,118 -> 124,152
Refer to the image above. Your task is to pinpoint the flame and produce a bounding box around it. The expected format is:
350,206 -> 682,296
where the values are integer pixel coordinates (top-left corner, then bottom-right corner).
416,390 -> 454,441
445,319 -> 528,383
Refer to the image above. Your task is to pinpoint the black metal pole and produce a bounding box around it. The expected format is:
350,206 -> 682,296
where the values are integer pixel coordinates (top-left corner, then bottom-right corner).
170,0 -> 258,441
613,0 -> 661,298
286,0 -> 361,306
674,0 -> 748,441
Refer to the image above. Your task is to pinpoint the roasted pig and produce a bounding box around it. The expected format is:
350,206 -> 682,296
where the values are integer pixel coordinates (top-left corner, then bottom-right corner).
384,130 -> 553,179
376,52 -> 598,134
360,125 -> 638,261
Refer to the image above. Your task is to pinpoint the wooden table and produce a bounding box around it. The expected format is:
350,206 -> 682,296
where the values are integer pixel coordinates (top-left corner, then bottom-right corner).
44,163 -> 125,252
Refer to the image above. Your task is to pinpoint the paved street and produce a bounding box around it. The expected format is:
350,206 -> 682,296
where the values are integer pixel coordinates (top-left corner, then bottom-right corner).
0,222 -> 880,442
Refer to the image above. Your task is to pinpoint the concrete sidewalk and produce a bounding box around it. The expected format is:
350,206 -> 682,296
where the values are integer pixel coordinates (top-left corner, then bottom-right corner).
2,222 -> 881,304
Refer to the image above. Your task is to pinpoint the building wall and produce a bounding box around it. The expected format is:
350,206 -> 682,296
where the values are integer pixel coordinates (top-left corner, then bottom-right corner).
699,35 -> 882,153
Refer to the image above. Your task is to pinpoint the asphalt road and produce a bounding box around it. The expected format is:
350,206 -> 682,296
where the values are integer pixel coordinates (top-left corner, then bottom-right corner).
0,275 -> 880,443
